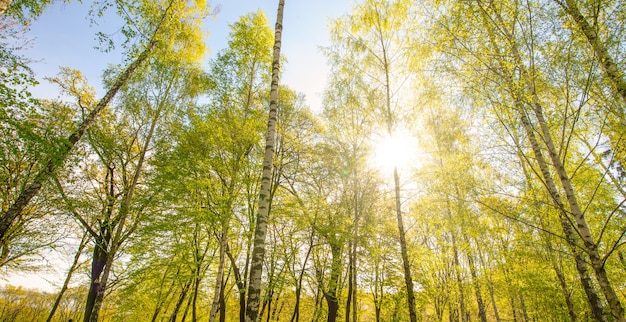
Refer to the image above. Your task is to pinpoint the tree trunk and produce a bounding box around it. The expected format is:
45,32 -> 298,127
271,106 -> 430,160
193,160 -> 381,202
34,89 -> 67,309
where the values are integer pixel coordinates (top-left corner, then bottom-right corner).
83,237 -> 116,322
170,280 -> 192,322
48,232 -> 89,322
324,243 -> 342,322
210,231 -> 228,322
245,1 -> 285,321
349,193 -> 359,322
393,167 -> 418,322
191,269 -> 201,322
478,4 -> 614,317
495,2 -> 625,316
345,241 -> 353,322
372,257 -> 384,322
382,27 -> 416,318
289,229 -> 313,322
0,37 -> 157,243
312,280 -> 324,322
519,294 -> 529,322
83,208 -> 112,322
180,283 -> 195,322
351,245 -> 356,322
556,0 -> 626,104
531,98 -> 625,321
226,243 -> 247,322
151,267 -> 179,322
518,107 -> 608,322
326,296 -> 339,322
554,260 -> 577,322
465,242 -> 487,322
450,231 -> 467,322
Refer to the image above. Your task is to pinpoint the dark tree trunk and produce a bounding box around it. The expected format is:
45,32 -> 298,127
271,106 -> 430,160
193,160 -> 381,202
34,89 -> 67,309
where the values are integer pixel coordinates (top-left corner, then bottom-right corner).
83,240 -> 108,322
170,280 -> 192,322
345,241 -> 353,322
325,243 -> 342,322
290,229 -> 313,322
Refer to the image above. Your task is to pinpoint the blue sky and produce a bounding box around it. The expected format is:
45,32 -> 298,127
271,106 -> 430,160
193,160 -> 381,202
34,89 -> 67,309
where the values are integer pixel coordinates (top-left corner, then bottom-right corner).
7,0 -> 353,291
25,0 -> 354,112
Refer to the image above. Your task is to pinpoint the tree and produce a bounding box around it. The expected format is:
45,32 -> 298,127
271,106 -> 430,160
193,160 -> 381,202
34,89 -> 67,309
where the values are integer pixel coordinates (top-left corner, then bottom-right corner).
246,1 -> 286,321
48,47 -> 206,321
0,1 -> 212,247
427,0 -> 626,320
0,0 -> 62,22
326,1 -> 418,320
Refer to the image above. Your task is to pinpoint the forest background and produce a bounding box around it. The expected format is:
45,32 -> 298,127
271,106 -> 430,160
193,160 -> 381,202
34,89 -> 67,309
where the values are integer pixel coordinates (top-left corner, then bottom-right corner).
0,0 -> 625,321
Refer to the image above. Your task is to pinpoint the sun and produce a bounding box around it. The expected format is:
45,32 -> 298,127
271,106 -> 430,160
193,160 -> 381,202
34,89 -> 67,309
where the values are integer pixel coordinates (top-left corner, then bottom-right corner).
371,129 -> 420,173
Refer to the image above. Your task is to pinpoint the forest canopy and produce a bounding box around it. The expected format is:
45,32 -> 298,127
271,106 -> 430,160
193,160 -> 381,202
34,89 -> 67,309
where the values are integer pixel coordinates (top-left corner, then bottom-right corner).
0,0 -> 625,321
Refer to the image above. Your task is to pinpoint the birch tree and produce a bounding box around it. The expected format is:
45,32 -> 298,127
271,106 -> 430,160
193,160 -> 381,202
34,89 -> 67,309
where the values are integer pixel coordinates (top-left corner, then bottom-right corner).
246,1 -> 286,321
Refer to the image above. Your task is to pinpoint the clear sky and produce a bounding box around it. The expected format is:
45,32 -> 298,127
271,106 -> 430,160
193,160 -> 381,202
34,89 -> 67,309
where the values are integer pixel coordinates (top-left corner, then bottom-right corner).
25,0 -> 354,112
6,0 -> 353,292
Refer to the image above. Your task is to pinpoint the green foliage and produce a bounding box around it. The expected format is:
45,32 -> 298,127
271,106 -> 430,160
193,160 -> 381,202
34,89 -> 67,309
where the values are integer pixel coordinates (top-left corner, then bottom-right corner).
3,0 -> 62,23
3,1 -> 626,321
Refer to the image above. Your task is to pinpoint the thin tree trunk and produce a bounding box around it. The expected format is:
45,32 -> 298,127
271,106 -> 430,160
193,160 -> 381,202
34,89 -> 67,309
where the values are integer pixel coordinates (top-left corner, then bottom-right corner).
151,267 -> 179,322
393,166 -> 417,322
245,1 -> 285,321
520,294 -> 529,322
477,245 -> 500,322
324,243 -> 342,322
380,18 -> 417,317
351,244 -> 356,322
226,243 -> 247,322
210,231 -> 228,322
181,281 -> 195,322
451,234 -> 467,322
170,280 -> 192,322
531,96 -> 625,321
192,269 -> 201,322
372,255 -> 384,322
345,241 -> 353,322
445,208 -> 466,322
464,240 -> 487,322
349,192 -> 359,322
219,280 -> 226,322
554,259 -> 577,322
289,229 -> 313,322
312,279 -> 324,322
47,232 -> 89,322
503,267 -> 518,322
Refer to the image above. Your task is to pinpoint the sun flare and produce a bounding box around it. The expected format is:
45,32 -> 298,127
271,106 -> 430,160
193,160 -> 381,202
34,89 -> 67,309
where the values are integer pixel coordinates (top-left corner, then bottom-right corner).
371,130 -> 420,172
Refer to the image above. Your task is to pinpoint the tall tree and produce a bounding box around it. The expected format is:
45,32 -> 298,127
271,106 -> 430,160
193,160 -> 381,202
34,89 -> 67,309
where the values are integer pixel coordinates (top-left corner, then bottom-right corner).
327,1 -> 418,320
245,0 -> 286,321
47,47 -> 206,321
